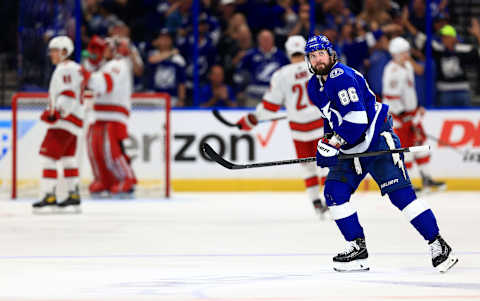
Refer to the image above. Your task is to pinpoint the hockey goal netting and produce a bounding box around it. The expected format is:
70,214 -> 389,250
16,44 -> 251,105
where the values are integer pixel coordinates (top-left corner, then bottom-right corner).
1,92 -> 170,199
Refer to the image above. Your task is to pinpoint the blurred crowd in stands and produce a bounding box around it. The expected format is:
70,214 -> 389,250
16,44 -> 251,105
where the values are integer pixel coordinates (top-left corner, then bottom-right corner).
9,0 -> 480,107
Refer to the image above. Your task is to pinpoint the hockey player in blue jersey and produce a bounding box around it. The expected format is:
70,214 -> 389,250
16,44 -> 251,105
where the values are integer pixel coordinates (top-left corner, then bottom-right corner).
305,35 -> 458,273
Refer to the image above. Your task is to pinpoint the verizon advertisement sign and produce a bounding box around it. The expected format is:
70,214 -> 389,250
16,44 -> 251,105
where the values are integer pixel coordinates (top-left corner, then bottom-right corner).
0,109 -> 479,191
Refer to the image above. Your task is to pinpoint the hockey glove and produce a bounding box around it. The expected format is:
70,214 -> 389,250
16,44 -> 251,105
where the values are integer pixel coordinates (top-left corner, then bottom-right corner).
236,114 -> 258,131
40,109 -> 61,124
316,133 -> 345,168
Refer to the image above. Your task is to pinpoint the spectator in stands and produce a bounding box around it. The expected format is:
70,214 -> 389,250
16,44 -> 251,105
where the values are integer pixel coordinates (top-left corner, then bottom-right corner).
323,0 -> 355,33
217,15 -> 252,85
366,34 -> 391,97
288,3 -> 313,39
217,0 -> 237,30
407,19 -> 480,107
198,65 -> 237,107
234,29 -> 289,107
177,12 -> 217,94
147,29 -> 186,107
339,21 -> 401,74
357,0 -> 392,30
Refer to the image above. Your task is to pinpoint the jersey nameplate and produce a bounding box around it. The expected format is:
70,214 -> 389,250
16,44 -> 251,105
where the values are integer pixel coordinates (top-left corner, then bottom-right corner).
330,68 -> 344,78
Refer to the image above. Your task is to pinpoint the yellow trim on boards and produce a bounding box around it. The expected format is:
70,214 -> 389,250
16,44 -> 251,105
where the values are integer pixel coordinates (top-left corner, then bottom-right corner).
172,178 -> 480,191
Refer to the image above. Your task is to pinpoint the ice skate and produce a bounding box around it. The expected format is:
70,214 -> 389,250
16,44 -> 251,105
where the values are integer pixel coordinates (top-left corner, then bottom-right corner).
110,178 -> 136,199
421,175 -> 447,193
32,193 -> 58,214
89,181 -> 111,198
312,198 -> 329,220
333,238 -> 369,272
58,188 -> 82,213
429,235 -> 458,273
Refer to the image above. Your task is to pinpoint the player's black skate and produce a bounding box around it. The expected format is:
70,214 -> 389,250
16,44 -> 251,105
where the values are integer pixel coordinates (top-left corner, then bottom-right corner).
333,238 -> 369,272
422,175 -> 446,192
429,235 -> 458,273
32,193 -> 58,213
57,190 -> 82,213
312,198 -> 329,220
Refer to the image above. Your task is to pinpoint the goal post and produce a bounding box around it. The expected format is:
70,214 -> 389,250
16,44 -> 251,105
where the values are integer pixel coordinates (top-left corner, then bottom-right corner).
7,92 -> 171,199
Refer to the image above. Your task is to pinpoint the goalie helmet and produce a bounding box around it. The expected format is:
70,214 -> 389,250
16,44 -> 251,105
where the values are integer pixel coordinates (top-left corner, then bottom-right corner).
285,35 -> 306,57
388,37 -> 410,55
87,35 -> 107,66
48,36 -> 74,59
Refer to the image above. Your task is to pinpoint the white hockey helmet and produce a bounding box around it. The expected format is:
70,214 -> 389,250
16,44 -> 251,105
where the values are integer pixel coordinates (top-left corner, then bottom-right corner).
48,36 -> 74,58
285,35 -> 306,57
388,37 -> 410,55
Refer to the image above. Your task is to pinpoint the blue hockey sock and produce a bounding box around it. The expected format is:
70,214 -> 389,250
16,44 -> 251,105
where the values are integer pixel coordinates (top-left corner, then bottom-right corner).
334,213 -> 365,241
325,180 -> 364,241
389,187 -> 439,241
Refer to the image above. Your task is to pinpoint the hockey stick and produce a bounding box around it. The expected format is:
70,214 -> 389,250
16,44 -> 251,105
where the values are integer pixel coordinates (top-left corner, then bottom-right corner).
212,109 -> 287,129
411,126 -> 465,155
425,133 -> 465,155
202,142 -> 430,170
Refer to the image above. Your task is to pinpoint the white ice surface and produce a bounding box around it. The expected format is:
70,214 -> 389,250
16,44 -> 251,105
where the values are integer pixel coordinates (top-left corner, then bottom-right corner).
0,191 -> 479,301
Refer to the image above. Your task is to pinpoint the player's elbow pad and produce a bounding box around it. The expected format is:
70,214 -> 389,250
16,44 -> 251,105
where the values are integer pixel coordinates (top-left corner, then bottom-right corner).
255,102 -> 280,121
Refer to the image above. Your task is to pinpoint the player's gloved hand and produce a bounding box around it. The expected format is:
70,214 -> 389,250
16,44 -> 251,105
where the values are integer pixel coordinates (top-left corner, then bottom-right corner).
40,109 -> 61,124
236,114 -> 258,131
316,133 -> 344,168
412,122 -> 426,143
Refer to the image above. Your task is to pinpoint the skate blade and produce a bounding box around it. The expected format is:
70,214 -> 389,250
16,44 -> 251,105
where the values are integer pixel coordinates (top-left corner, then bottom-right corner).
437,254 -> 459,273
32,206 -> 59,215
333,259 -> 370,272
111,192 -> 135,199
416,184 -> 447,197
56,205 -> 82,214
90,191 -> 111,199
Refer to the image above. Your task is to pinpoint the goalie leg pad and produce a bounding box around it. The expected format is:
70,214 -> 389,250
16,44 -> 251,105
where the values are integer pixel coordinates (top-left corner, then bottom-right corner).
106,122 -> 136,183
87,122 -> 116,191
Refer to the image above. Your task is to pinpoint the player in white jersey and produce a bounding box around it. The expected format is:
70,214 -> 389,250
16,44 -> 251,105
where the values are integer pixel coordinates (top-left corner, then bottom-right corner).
236,36 -> 328,217
86,36 -> 137,196
33,36 -> 86,212
382,37 -> 445,192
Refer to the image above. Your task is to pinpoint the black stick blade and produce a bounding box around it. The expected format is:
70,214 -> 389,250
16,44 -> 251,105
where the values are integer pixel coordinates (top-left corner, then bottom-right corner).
202,143 -> 237,169
212,109 -> 241,129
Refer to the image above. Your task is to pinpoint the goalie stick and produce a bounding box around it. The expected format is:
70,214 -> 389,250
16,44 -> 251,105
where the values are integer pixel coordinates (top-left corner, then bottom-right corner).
212,109 -> 287,129
202,142 -> 430,170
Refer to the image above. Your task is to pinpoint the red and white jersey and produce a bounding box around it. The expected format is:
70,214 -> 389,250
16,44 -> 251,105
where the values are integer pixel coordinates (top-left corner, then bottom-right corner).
257,61 -> 323,141
88,57 -> 133,124
48,60 -> 85,135
382,60 -> 418,117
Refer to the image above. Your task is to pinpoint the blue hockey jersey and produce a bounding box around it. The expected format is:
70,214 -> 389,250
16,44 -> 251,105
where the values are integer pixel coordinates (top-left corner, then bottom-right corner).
307,62 -> 389,154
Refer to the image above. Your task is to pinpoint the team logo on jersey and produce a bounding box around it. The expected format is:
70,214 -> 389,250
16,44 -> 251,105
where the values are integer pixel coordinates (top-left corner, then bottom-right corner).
330,68 -> 344,78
